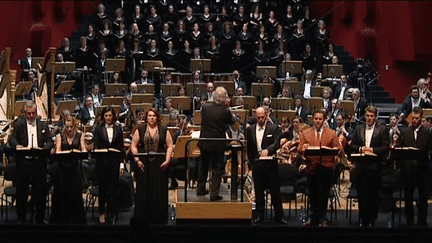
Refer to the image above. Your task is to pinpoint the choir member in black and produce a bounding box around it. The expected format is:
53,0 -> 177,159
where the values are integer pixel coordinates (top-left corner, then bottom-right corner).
219,21 -> 236,73
147,5 -> 162,31
156,0 -> 171,17
237,23 -> 254,55
131,108 -> 174,224
315,20 -> 330,72
113,8 -> 126,33
129,23 -> 143,48
57,37 -> 74,62
178,39 -> 192,73
95,50 -> 108,84
291,19 -> 307,60
264,10 -> 279,40
323,42 -> 336,65
183,6 -> 197,31
50,117 -> 87,224
146,39 -> 160,60
255,25 -> 270,48
114,40 -> 127,58
249,4 -> 263,36
205,36 -> 221,73
270,41 -> 286,70
9,101 -> 53,224
301,43 -> 317,74
159,23 -> 174,52
130,5 -> 145,33
232,41 -> 246,72
203,22 -> 218,45
113,21 -> 129,50
254,40 -> 269,67
199,5 -> 216,29
143,24 -> 158,47
163,41 -> 178,69
99,19 -> 115,53
175,20 -> 188,50
301,6 -> 317,44
215,6 -> 232,33
93,106 -> 124,225
232,5 -> 249,34
189,23 -> 204,50
94,3 -> 108,32
163,4 -> 178,29
283,4 -> 296,38
75,36 -> 94,69
272,24 -> 289,50
128,38 -> 145,82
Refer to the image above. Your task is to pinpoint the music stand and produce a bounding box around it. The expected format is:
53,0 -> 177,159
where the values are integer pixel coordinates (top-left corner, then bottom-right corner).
55,80 -> 75,95
130,103 -> 153,114
232,96 -> 257,111
304,147 -> 339,162
53,150 -> 88,161
193,110 -> 201,125
132,94 -> 154,104
106,58 -> 126,72
105,83 -> 128,96
142,60 -> 163,72
32,57 -> 45,70
172,135 -> 192,159
251,83 -> 273,97
15,81 -> 32,99
276,110 -> 297,123
97,105 -> 120,116
393,147 -> 426,160
55,100 -> 77,116
14,100 -> 27,118
282,81 -> 301,96
168,127 -> 180,139
256,66 -> 277,78
55,62 -> 75,74
270,98 -> 294,110
282,61 -> 303,74
186,83 -> 207,97
423,108 -> 432,117
231,109 -> 248,124
188,125 -> 201,131
349,152 -> 378,164
161,83 -> 181,97
101,97 -> 124,106
190,59 -> 211,72
312,86 -> 324,98
340,100 -> 355,117
168,96 -> 191,111
137,84 -> 154,94
323,64 -> 343,78
305,97 -> 323,113
214,81 -> 235,96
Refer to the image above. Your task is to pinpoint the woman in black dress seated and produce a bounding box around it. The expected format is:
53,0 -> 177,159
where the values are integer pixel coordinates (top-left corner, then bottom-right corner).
93,106 -> 124,225
50,117 -> 87,224
131,108 -> 174,225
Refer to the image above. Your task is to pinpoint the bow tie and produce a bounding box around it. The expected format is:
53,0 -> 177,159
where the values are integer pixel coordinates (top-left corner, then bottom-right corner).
106,124 -> 114,128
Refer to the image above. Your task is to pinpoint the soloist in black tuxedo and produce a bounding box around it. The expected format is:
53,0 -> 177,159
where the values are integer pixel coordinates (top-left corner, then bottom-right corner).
247,122 -> 284,221
397,126 -> 432,226
9,118 -> 53,223
93,124 -> 124,216
350,122 -> 390,227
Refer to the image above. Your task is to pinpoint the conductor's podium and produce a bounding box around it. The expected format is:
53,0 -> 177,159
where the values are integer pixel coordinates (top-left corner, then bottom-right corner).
175,183 -> 253,225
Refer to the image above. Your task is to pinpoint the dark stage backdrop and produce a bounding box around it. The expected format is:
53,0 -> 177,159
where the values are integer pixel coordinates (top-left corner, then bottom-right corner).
0,1 -> 99,72
311,1 -> 432,103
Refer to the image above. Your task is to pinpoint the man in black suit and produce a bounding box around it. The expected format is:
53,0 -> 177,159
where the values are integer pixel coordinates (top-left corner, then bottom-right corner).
300,70 -> 316,99
135,69 -> 154,84
352,88 -> 368,123
333,74 -> 351,101
397,107 -> 432,226
197,87 -> 234,201
233,70 -> 248,95
19,48 -> 33,81
204,82 -> 215,101
78,95 -> 97,126
247,106 -> 287,225
350,105 -> 390,227
294,95 -> 309,123
398,85 -> 431,121
9,100 -> 53,224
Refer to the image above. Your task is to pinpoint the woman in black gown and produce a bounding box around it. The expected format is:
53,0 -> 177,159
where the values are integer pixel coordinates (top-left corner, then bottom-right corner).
93,106 -> 124,225
131,108 -> 174,225
50,117 -> 87,224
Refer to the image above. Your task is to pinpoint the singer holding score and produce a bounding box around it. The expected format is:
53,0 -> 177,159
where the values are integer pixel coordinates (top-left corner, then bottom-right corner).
9,100 -> 53,224
298,110 -> 341,227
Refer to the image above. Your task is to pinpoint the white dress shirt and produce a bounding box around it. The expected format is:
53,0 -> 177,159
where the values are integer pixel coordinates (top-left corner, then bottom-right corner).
256,123 -> 266,153
303,81 -> 312,99
365,123 -> 375,148
27,120 -> 38,148
106,124 -> 114,143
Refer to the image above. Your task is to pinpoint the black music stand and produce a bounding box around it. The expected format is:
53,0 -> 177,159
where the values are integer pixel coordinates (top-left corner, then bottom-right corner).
91,148 -> 123,161
323,64 -> 343,78
16,146 -> 49,158
132,94 -> 154,104
55,100 -> 77,116
392,147 -> 426,160
15,81 -> 32,99
168,96 -> 191,111
348,152 -> 378,164
137,84 -> 154,94
53,150 -> 88,160
256,66 -> 277,79
270,98 -> 294,110
101,97 -> 124,106
105,84 -> 128,96
282,61 -> 303,74
214,81 -> 235,96
190,59 -> 211,72
161,83 -> 181,97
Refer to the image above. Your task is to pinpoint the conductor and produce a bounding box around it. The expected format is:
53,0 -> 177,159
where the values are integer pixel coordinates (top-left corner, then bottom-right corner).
197,87 -> 234,201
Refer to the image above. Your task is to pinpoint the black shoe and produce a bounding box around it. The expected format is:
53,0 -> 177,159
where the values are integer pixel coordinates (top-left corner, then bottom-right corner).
196,190 -> 209,196
253,216 -> 264,224
275,217 -> 288,225
210,195 -> 223,201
